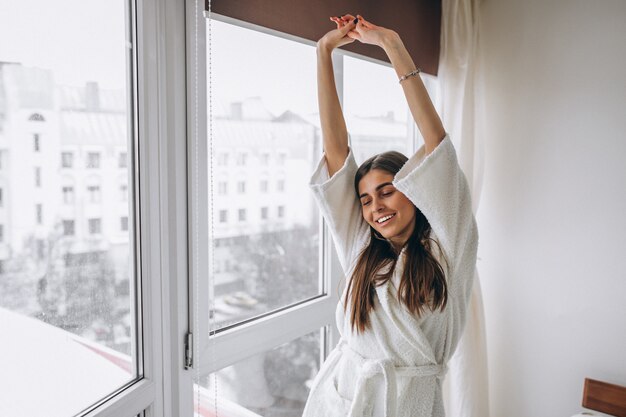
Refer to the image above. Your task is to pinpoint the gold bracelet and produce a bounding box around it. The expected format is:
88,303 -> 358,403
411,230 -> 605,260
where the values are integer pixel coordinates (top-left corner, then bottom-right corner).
399,68 -> 421,83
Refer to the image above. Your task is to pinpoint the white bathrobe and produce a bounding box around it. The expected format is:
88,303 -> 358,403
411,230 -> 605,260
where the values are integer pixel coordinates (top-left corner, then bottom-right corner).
302,134 -> 478,417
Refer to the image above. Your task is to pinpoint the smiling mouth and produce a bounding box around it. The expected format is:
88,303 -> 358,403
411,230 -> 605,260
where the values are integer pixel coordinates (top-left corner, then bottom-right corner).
376,213 -> 396,225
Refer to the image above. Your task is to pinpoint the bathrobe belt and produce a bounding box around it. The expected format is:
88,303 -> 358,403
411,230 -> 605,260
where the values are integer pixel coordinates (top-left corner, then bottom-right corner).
338,341 -> 447,417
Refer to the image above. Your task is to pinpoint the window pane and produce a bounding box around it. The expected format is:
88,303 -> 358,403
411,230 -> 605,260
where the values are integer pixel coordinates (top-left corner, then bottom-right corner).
0,0 -> 139,415
343,56 -> 417,163
199,329 -> 324,417
208,20 -> 321,329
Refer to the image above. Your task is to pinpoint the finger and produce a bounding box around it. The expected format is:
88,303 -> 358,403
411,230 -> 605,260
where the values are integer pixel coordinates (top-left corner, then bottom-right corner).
340,18 -> 357,33
341,14 -> 356,21
356,14 -> 373,28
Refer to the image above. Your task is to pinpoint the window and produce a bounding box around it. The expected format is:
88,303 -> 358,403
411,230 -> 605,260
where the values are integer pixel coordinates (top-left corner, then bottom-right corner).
219,209 -> 228,223
0,188 -> 3,207
277,205 -> 285,218
86,152 -> 101,169
62,220 -> 75,236
62,186 -> 74,204
277,179 -> 285,192
118,152 -> 128,168
237,181 -> 246,194
121,216 -> 128,232
36,238 -> 45,259
191,22 -> 333,415
61,151 -> 73,168
0,224 -> 4,242
87,185 -> 102,203
120,184 -> 128,201
28,113 -> 45,122
343,55 -> 423,162
277,152 -> 286,166
218,181 -> 227,195
0,1 -> 146,413
207,329 -> 323,416
236,152 -> 247,166
217,152 -> 229,165
88,218 -> 102,235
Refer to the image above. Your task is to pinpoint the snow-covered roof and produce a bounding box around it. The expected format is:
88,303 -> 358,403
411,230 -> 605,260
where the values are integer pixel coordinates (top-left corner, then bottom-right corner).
0,307 -> 131,416
60,110 -> 127,146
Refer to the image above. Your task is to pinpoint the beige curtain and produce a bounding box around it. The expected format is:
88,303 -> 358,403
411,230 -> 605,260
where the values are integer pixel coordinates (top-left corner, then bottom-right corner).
438,0 -> 490,416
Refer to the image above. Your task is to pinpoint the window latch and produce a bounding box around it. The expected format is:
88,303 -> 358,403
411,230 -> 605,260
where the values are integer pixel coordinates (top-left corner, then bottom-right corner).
184,332 -> 193,369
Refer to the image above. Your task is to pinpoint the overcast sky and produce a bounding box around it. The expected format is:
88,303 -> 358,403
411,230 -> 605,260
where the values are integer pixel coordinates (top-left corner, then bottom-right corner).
0,0 -> 409,121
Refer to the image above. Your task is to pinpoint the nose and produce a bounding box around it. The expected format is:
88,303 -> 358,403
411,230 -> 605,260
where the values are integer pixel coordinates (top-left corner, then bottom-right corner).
372,197 -> 385,213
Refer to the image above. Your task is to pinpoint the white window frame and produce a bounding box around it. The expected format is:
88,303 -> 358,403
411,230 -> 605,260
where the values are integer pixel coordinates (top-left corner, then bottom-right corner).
187,11 -> 346,389
79,0 -> 191,416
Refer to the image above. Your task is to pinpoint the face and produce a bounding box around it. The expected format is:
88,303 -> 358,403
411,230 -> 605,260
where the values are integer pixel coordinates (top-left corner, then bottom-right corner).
358,169 -> 416,249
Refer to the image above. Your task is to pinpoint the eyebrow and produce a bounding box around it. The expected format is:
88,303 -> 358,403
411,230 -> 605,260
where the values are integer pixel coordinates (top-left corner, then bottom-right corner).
359,182 -> 394,199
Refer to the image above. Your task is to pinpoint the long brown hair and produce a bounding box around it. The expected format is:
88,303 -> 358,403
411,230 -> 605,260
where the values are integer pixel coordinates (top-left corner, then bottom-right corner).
345,151 -> 448,334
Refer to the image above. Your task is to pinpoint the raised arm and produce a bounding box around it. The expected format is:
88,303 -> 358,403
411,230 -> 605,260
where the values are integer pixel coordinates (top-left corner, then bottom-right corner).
349,14 -> 446,156
316,18 -> 358,177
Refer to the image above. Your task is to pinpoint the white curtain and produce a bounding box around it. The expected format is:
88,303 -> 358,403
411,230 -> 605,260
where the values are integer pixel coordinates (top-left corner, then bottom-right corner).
438,0 -> 490,416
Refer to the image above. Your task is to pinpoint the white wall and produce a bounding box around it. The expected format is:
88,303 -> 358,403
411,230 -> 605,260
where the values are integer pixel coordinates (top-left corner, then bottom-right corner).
477,1 -> 626,416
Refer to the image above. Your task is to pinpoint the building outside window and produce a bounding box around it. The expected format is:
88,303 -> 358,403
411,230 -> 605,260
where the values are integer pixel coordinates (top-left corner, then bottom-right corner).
62,220 -> 75,236
61,151 -> 73,168
62,186 -> 74,204
219,209 -> 228,223
86,152 -> 101,169
121,216 -> 128,232
88,218 -> 102,235
238,208 -> 246,222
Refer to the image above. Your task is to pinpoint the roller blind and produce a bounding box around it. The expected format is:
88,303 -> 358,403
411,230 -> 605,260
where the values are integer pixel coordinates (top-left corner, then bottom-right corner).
206,0 -> 441,75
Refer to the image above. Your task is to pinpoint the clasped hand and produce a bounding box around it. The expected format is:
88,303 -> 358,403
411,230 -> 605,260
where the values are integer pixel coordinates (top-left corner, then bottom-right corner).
318,14 -> 399,51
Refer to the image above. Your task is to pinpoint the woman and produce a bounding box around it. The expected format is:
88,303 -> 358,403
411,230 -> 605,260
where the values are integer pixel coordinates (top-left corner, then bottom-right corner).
302,14 -> 479,417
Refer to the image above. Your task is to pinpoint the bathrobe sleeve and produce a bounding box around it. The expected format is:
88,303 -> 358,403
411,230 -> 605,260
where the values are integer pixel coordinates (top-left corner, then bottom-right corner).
392,134 -> 478,289
309,146 -> 370,275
